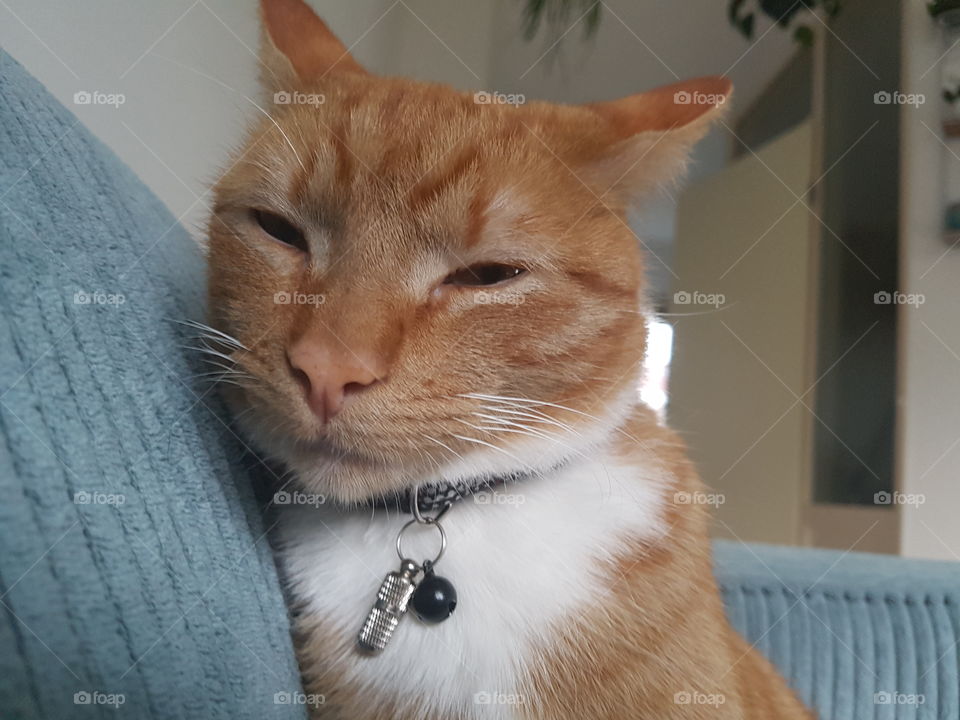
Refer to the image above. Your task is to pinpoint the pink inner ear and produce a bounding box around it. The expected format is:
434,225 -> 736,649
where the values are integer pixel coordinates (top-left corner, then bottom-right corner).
261,0 -> 366,79
588,76 -> 732,138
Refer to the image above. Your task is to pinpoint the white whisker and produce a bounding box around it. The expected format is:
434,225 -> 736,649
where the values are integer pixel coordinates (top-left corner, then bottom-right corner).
168,318 -> 249,350
244,94 -> 307,173
462,392 -> 607,424
449,434 -> 548,484
191,369 -> 247,379
180,345 -> 236,363
464,416 -> 557,443
475,407 -> 583,438
463,418 -> 598,470
424,435 -> 471,468
194,357 -> 240,374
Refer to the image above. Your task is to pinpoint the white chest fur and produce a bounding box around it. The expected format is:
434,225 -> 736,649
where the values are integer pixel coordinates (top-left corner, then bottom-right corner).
277,451 -> 669,719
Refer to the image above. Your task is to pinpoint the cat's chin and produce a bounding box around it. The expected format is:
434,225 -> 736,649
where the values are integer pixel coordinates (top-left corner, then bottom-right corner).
227,400 -> 418,502
275,437 -> 417,505
286,451 -> 414,506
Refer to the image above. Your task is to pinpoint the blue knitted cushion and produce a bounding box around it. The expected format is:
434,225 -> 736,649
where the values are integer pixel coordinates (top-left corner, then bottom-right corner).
716,540 -> 960,720
0,50 -> 305,719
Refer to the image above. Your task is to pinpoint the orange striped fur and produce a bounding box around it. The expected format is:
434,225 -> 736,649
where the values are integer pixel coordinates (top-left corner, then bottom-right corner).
205,1 -> 813,717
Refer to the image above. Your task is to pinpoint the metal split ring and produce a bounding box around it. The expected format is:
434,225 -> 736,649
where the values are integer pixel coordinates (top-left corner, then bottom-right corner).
396,517 -> 446,567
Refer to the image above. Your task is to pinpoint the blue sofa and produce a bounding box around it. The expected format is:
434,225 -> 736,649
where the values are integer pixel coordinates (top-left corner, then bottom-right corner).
0,49 -> 957,719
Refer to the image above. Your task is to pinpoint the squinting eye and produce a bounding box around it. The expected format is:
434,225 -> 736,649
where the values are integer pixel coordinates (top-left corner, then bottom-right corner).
252,209 -> 308,252
443,263 -> 526,287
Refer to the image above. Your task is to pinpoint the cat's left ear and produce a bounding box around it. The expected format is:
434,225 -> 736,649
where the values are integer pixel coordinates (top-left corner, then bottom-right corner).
258,0 -> 366,93
580,76 -> 732,201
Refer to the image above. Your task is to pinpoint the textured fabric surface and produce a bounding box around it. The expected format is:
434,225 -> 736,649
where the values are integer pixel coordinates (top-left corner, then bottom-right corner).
0,51 -> 305,719
716,540 -> 960,720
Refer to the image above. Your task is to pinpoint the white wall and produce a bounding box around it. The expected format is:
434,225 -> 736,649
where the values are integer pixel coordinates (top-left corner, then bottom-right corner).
0,0 -> 494,238
897,1 -> 960,561
669,124 -> 815,546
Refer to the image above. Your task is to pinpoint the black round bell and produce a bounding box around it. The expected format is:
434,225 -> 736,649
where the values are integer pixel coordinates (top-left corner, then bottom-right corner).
411,568 -> 457,623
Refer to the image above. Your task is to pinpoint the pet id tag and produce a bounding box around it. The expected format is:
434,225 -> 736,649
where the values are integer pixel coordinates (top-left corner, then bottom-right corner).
357,508 -> 457,654
357,558 -> 419,653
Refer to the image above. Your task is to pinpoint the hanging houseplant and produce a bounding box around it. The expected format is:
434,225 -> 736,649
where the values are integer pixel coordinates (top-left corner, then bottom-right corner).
521,0 -> 841,46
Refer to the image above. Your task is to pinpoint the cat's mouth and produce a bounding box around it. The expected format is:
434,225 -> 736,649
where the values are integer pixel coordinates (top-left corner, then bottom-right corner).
293,434 -> 386,469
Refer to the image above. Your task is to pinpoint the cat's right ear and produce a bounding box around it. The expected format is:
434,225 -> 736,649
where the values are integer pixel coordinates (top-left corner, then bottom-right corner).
259,0 -> 366,93
577,76 -> 732,203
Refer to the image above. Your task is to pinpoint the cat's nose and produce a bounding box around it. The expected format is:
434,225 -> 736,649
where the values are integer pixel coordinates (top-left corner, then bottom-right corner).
286,338 -> 385,424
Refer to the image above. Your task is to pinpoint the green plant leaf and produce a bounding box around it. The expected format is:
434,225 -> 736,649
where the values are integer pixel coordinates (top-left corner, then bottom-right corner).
522,0 -> 602,41
793,25 -> 814,46
727,0 -> 841,45
929,0 -> 960,18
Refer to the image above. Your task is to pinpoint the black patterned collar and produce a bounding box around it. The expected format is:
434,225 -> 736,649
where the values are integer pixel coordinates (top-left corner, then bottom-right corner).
367,469 -> 545,514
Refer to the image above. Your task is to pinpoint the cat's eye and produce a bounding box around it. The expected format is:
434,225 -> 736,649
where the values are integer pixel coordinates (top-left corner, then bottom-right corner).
252,209 -> 307,252
443,263 -> 526,287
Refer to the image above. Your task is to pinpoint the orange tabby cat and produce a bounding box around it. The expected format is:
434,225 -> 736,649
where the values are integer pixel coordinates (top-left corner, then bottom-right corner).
205,0 -> 814,718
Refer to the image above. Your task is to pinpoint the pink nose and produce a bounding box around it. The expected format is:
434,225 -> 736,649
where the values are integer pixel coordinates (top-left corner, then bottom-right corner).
286,336 -> 385,424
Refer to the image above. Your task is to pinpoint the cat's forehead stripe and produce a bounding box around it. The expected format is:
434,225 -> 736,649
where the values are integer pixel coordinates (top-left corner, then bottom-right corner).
290,144 -> 319,205
407,143 -> 479,214
331,118 -> 354,191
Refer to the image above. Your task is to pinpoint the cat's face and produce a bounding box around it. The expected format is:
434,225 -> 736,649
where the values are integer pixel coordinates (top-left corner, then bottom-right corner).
206,0 -> 729,503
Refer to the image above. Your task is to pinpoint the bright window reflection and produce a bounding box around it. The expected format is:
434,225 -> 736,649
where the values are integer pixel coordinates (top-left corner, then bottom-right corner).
640,318 -> 673,419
